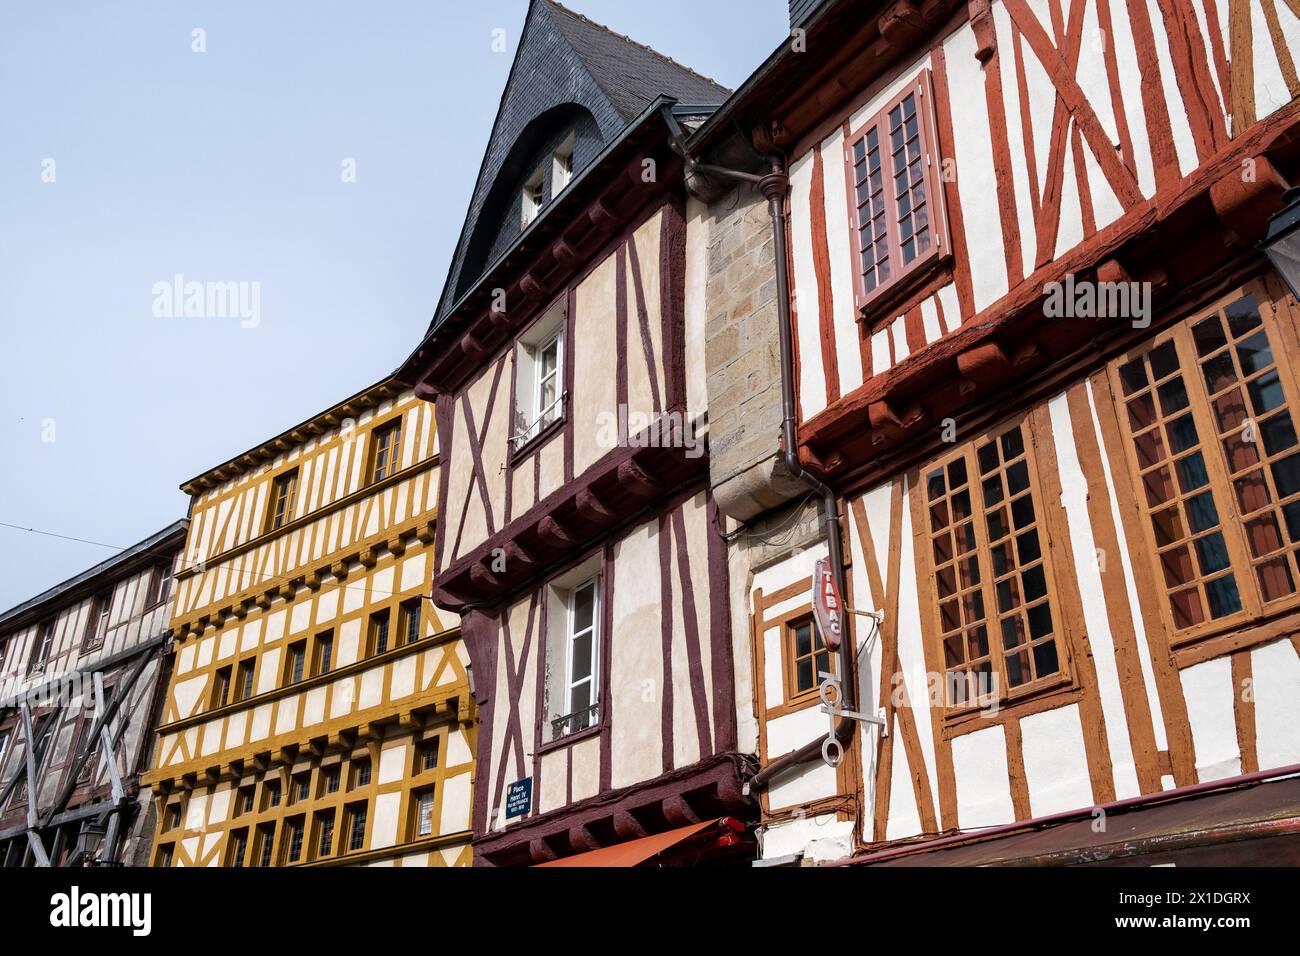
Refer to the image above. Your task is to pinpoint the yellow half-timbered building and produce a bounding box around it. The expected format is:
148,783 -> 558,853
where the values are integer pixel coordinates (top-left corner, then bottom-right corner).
141,378 -> 474,867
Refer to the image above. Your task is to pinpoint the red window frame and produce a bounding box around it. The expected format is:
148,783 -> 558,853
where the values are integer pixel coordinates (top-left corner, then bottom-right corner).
843,69 -> 950,314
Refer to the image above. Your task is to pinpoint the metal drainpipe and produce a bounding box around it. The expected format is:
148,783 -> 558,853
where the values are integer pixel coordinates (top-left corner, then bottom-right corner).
745,170 -> 857,793
663,110 -> 858,792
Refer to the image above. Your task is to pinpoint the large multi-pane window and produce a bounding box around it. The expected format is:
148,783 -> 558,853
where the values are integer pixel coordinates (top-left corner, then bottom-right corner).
1111,288 -> 1300,639
924,421 -> 1063,706
846,71 -> 947,310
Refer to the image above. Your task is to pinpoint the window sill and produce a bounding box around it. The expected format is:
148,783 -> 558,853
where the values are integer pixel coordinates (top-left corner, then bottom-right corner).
537,721 -> 602,755
1170,602 -> 1300,668
856,254 -> 951,331
510,414 -> 565,465
767,690 -> 825,721
940,674 -> 1079,738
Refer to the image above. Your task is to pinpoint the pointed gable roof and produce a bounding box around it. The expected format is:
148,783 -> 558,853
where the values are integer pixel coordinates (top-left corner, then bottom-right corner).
428,0 -> 729,332
543,1 -> 731,117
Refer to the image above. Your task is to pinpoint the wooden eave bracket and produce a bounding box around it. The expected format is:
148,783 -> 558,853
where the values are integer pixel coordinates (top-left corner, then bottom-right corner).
969,0 -> 996,62
1209,154 -> 1287,246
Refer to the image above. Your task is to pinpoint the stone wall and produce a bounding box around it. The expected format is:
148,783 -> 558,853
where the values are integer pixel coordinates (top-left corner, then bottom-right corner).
704,180 -> 805,521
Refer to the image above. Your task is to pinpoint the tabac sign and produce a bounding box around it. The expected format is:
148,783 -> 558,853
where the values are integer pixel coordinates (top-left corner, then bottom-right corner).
812,557 -> 843,651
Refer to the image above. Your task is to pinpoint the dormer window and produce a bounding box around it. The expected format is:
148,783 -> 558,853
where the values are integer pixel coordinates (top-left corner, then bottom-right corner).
552,133 -> 575,196
522,167 -> 545,229
512,301 -> 566,451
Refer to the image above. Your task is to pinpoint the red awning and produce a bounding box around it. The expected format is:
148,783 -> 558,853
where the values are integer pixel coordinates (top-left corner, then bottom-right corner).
536,818 -> 741,867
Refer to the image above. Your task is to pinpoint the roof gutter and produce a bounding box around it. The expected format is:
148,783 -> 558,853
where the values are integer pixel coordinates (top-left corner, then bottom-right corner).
662,106 -> 858,793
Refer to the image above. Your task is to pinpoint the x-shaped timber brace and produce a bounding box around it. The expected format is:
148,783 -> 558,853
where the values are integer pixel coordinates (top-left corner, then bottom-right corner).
0,642 -> 153,866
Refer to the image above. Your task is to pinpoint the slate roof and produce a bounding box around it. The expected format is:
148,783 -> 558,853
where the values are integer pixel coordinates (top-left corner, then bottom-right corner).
427,0 -> 729,333
0,520 -> 188,629
544,1 -> 730,117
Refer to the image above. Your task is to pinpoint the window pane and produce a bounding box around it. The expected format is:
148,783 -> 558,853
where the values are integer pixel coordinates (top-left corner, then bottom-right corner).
572,583 -> 595,632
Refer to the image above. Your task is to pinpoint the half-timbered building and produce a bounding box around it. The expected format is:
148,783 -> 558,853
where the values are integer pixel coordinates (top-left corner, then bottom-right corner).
0,521 -> 185,866
399,0 -> 759,866
140,378 -> 474,867
691,0 -> 1300,864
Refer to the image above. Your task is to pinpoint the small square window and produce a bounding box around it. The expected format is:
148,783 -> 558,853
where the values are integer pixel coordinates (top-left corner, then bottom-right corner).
400,600 -> 422,647
552,133 -> 576,196
155,843 -> 174,868
314,631 -> 334,676
145,561 -> 173,608
411,786 -> 436,839
369,420 -> 402,484
345,802 -> 368,853
83,592 -> 112,651
212,666 -> 232,709
368,611 -> 390,657
417,737 -> 440,773
237,660 -> 256,701
322,767 -> 341,796
786,617 -> 829,699
285,641 -> 307,685
351,759 -> 371,790
314,810 -> 336,860
255,823 -> 275,867
226,828 -> 248,867
522,166 -> 545,228
28,620 -> 54,674
268,470 -> 299,532
281,816 -> 305,865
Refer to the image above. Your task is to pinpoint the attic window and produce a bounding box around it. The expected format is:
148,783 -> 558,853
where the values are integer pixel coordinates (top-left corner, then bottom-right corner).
522,167 -> 545,229
552,133 -> 576,197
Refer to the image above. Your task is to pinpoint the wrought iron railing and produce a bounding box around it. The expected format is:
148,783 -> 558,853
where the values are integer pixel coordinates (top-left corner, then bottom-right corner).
550,703 -> 599,739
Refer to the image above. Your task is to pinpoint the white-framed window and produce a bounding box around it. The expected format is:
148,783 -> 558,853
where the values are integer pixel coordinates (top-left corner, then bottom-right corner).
543,557 -> 602,742
522,166 -> 544,229
0,729 -> 9,768
564,578 -> 599,729
512,302 -> 566,450
552,133 -> 575,196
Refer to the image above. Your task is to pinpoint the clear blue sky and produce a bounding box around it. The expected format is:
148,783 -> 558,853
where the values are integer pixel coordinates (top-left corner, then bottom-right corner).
0,0 -> 788,610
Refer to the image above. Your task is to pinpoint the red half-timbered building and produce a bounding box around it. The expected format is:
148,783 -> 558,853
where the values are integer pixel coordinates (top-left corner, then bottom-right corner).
689,0 -> 1300,864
